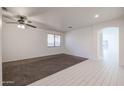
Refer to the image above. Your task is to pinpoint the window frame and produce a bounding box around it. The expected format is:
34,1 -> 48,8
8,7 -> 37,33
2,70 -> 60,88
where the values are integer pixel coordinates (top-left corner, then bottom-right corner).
47,33 -> 61,47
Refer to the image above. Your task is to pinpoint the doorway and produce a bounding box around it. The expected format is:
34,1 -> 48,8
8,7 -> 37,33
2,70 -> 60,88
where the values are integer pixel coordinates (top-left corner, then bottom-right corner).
98,27 -> 119,63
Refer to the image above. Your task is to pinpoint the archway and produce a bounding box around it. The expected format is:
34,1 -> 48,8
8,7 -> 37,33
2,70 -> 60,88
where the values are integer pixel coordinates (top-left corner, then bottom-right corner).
97,27 -> 119,63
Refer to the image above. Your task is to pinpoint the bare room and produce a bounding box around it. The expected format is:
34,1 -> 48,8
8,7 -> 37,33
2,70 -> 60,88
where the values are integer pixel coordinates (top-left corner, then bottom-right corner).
0,7 -> 124,86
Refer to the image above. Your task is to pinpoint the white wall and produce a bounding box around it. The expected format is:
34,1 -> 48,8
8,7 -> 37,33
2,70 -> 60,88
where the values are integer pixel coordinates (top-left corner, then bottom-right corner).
65,17 -> 124,66
2,23 -> 65,62
119,19 -> 124,66
0,8 -> 2,85
65,27 -> 95,60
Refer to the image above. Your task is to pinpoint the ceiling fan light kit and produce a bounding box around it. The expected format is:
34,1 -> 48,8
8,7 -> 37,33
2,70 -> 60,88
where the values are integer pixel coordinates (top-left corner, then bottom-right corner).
17,24 -> 26,29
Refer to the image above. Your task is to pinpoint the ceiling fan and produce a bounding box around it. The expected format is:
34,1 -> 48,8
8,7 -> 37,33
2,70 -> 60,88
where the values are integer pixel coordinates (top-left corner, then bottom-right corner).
2,7 -> 37,29
6,16 -> 37,29
2,7 -> 63,31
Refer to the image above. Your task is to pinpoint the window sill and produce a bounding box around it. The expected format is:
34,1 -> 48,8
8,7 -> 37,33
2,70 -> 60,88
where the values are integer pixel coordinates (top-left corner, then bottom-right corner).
47,46 -> 61,48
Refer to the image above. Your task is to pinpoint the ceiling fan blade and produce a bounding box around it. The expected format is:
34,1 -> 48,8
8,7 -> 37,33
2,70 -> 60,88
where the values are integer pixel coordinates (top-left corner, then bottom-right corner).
27,20 -> 32,23
2,15 -> 16,21
26,24 -> 37,28
6,22 -> 18,24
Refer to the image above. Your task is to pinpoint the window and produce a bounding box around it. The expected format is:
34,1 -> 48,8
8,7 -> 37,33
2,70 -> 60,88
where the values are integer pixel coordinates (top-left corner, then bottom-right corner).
55,35 -> 60,46
48,34 -> 54,47
48,34 -> 61,47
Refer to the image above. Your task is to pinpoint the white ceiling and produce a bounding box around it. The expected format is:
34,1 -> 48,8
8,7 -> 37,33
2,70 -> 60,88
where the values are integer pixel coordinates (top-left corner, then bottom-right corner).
4,7 -> 124,32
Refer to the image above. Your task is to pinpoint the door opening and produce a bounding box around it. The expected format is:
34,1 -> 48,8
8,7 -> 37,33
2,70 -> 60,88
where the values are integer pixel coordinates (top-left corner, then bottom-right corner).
98,27 -> 119,63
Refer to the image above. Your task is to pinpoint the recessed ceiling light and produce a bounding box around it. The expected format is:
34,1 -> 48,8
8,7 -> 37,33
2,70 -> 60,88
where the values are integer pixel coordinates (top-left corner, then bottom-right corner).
94,14 -> 99,18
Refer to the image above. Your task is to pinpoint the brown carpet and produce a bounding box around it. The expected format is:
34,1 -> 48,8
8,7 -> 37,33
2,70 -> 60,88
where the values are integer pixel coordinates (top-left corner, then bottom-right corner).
2,54 -> 87,86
